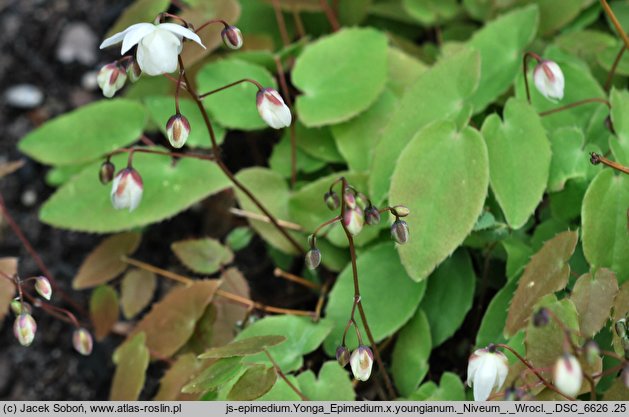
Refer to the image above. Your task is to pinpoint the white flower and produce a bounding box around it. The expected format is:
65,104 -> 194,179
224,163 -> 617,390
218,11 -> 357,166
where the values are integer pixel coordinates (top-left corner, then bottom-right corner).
100,23 -> 205,76
111,168 -> 143,212
256,88 -> 292,129
34,276 -> 52,300
96,63 -> 127,98
553,354 -> 582,397
467,346 -> 509,401
533,60 -> 564,102
14,313 -> 37,347
350,346 -> 373,381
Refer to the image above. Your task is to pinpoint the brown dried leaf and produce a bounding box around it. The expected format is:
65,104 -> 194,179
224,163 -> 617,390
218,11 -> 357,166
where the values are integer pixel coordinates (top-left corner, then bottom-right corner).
154,353 -> 203,401
212,268 -> 250,347
110,332 -> 150,401
571,269 -> 618,338
0,258 -> 18,321
0,160 -> 25,180
120,268 -> 156,319
227,364 -> 277,400
90,285 -> 120,341
133,280 -> 221,358
171,238 -> 234,275
73,232 -> 141,289
612,280 -> 629,355
505,230 -> 578,336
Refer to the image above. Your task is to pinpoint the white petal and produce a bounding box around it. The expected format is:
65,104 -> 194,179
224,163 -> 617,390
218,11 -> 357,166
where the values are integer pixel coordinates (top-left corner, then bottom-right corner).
136,30 -> 180,76
158,23 -> 205,48
473,356 -> 497,401
100,23 -> 151,50
121,23 -> 156,54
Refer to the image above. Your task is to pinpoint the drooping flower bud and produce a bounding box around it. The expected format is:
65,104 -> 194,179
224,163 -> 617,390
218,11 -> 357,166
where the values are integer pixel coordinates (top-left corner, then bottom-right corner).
615,318 -> 627,339
256,88 -> 291,129
96,62 -> 127,98
533,60 -> 564,102
343,190 -> 356,209
305,248 -> 321,270
99,160 -> 115,184
336,346 -> 350,367
166,114 -> 191,149
467,345 -> 509,401
14,313 -> 37,346
391,219 -> 409,244
125,58 -> 142,83
364,206 -> 381,226
324,191 -> 340,211
350,346 -> 373,381
73,328 -> 94,356
221,25 -> 243,50
532,308 -> 549,327
111,167 -> 143,212
34,276 -> 52,301
392,205 -> 410,217
344,207 -> 364,236
553,354 -> 582,397
584,340 -> 600,365
355,193 -> 368,210
10,299 -> 31,315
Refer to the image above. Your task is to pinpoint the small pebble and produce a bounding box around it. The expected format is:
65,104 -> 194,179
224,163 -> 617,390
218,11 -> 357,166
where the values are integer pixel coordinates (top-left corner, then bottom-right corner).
4,84 -> 44,109
21,189 -> 37,207
56,22 -> 97,65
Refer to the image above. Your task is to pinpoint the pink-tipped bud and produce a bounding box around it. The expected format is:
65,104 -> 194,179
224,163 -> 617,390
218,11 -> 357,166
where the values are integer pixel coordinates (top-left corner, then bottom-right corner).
14,313 -> 37,346
336,346 -> 350,367
96,62 -> 127,98
392,205 -> 410,217
364,206 -> 381,226
73,328 -> 93,356
391,219 -> 409,244
99,160 -> 115,184
553,354 -> 582,397
111,167 -> 143,212
533,60 -> 564,102
256,88 -> 291,129
305,248 -> 321,270
221,25 -> 243,50
344,207 -> 364,236
125,58 -> 142,83
34,276 -> 52,300
344,190 -> 356,209
350,346 -> 373,381
166,114 -> 191,149
355,193 -> 368,210
532,308 -> 549,327
324,191 -> 340,211
10,299 -> 31,315
584,340 -> 600,365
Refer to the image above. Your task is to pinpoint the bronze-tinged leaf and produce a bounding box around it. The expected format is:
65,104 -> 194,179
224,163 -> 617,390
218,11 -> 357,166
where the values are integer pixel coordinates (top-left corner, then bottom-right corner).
0,258 -> 18,321
505,230 -> 578,336
260,0 -> 322,11
120,268 -> 156,319
199,335 -> 287,359
105,0 -> 170,37
227,364 -> 277,400
571,269 -> 619,338
212,268 -> 250,346
110,332 -> 150,401
171,238 -> 234,275
132,280 -> 220,358
182,356 -> 243,394
0,160 -> 24,180
90,285 -> 120,341
154,353 -> 203,401
612,280 -> 629,355
73,232 -> 141,289
604,377 -> 629,400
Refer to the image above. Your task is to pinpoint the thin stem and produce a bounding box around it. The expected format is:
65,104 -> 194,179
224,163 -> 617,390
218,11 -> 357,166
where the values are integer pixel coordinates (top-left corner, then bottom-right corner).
605,45 -> 626,92
108,147 -> 215,163
274,56 -> 297,187
319,0 -> 340,31
312,215 -> 342,237
591,152 -> 629,175
292,9 -> 306,39
194,18 -> 229,34
274,267 -> 320,290
583,372 -> 597,400
158,12 -> 191,27
174,67 -> 185,114
229,208 -> 303,231
264,349 -> 309,400
539,98 -> 611,117
314,278 -> 331,321
523,51 -> 543,104
198,78 -> 263,99
601,0 -> 629,50
271,0 -> 291,46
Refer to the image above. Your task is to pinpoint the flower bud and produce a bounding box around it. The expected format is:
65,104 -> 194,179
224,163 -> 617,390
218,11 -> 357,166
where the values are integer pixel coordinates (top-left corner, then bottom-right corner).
364,206 -> 381,226
553,354 -> 582,397
350,346 -> 373,381
392,205 -> 410,217
73,328 -> 93,356
10,299 -> 31,315
533,60 -> 564,102
343,190 -> 356,209
584,340 -> 600,365
324,191 -> 340,211
221,25 -> 243,50
532,308 -> 549,327
111,167 -> 143,212
343,207 -> 364,236
34,276 -> 52,300
99,160 -> 115,184
615,318 -> 627,339
391,219 -> 409,244
166,114 -> 191,149
256,88 -> 291,129
96,62 -> 127,98
336,346 -> 350,367
355,193 -> 368,210
305,248 -> 321,270
467,346 -> 509,401
13,313 -> 37,346
125,58 -> 142,83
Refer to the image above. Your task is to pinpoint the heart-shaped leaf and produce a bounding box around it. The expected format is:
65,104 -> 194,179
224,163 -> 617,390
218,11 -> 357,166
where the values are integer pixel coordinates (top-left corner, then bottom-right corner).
171,238 -> 234,275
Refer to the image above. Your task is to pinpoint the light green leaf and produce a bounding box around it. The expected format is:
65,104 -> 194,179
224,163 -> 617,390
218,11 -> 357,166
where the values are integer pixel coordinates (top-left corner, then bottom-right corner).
171,238 -> 234,275
182,357 -> 243,394
269,132 -> 326,178
547,127 -> 590,192
296,361 -> 355,400
258,375 -> 301,401
110,332 -> 150,401
533,0 -> 593,35
40,148 -> 231,233
481,98 -> 550,229
323,243 -> 427,354
386,47 -> 427,97
198,336 -> 287,359
391,309 -> 432,397
476,278 -> 518,348
294,122 -> 343,163
408,372 -> 465,401
19,99 -> 146,166
402,0 -> 459,25
292,28 -> 388,127
610,88 -> 629,166
389,121 -> 489,282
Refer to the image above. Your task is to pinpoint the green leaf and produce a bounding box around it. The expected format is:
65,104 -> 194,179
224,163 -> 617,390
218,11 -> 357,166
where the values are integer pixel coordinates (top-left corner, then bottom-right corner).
196,59 -> 276,130
154,353 -> 202,400
582,170 -> 629,284
421,249 -> 476,347
198,336 -> 287,359
505,230 -> 578,337
89,285 -> 119,341
105,0 -> 169,36
547,127 -> 590,192
402,0 -> 459,25
571,269 -> 619,338
19,99 -> 146,166
227,364 -> 277,401
292,28 -> 388,127
296,361 -> 355,400
391,309 -> 432,397
386,47 -> 427,98
323,243 -> 426,354
110,332 -> 150,401
120,268 -> 157,319
370,48 -> 481,204
408,372 -> 465,401
466,5 -> 539,112
226,227 -> 254,251
171,238 -> 234,275
389,121 -> 489,282
481,98 -> 550,229
182,357 -> 243,394
503,236 -> 534,280
610,88 -> 629,166
612,281 -> 629,356
234,316 -> 333,372
269,131 -> 326,178
294,122 -> 343,163
40,148 -> 231,233
533,0 -> 593,35
476,278 -> 519,348
258,375 -> 302,401
143,96 -> 225,148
